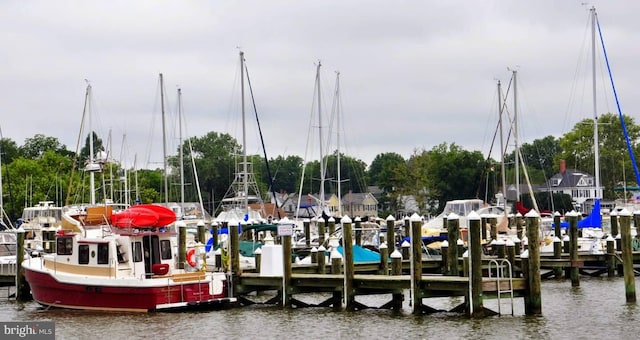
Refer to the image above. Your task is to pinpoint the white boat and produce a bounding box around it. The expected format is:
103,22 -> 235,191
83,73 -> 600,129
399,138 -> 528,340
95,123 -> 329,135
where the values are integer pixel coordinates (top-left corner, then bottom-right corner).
18,201 -> 63,252
22,204 -> 235,312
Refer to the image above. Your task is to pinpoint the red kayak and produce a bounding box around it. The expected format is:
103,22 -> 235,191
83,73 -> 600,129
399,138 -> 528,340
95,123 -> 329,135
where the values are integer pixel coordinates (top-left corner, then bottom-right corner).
111,207 -> 159,228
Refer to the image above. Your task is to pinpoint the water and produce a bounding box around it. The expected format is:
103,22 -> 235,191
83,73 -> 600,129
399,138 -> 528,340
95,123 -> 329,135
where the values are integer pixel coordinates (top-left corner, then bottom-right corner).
2,277 -> 640,339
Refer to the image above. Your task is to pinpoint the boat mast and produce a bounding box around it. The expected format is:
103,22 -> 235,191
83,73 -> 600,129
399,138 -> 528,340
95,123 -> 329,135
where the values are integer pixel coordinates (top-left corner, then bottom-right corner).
512,69 -> 520,203
335,71 -> 342,217
160,73 -> 169,204
498,81 -> 507,209
591,6 -> 602,201
240,51 -> 248,216
178,88 -> 185,208
316,62 -> 326,214
87,84 -> 96,205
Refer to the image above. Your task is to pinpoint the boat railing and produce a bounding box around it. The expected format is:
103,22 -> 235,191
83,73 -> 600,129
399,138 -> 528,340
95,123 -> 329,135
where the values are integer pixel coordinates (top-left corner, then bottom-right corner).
0,262 -> 16,276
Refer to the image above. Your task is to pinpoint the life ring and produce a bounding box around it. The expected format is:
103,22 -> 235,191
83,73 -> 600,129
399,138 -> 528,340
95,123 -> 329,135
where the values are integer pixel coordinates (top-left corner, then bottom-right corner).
186,248 -> 198,268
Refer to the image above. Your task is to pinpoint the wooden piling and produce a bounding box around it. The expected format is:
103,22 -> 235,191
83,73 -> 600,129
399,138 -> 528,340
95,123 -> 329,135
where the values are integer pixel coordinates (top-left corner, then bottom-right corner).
567,211 -> 579,287
468,211 -> 484,317
318,218 -> 326,246
390,249 -> 402,275
15,228 -> 26,301
489,216 -> 497,241
481,216 -> 488,242
606,235 -> 616,277
524,210 -> 542,315
446,213 -> 460,276
619,209 -> 636,303
410,213 -> 423,315
304,219 -> 311,247
401,240 -> 410,259
311,246 -> 318,264
328,216 -> 336,235
177,220 -> 187,269
211,222 -> 218,249
197,220 -> 206,244
441,240 -> 449,274
610,210 -> 619,239
354,216 -> 362,246
282,229 -> 293,307
231,219 -> 241,275
516,213 -> 523,240
254,247 -> 262,273
553,212 -> 562,239
317,245 -> 326,274
342,216 -> 356,310
379,242 -> 389,275
386,215 -> 396,252
553,237 -> 563,278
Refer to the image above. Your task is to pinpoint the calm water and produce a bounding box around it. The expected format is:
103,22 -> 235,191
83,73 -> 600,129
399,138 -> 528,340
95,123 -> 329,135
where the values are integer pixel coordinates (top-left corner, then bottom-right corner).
2,277 -> 640,339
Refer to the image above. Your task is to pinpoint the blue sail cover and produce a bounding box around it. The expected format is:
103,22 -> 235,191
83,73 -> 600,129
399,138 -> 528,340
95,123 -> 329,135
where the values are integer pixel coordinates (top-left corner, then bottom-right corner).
336,245 -> 381,262
577,199 -> 602,229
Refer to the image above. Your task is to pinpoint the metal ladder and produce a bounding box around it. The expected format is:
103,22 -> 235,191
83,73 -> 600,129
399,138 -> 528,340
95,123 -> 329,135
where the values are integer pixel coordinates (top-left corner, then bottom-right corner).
488,258 -> 514,316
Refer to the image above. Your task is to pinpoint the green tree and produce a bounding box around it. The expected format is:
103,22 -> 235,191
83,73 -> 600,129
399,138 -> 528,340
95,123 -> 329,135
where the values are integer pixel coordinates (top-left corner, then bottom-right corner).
19,134 -> 67,159
559,113 -> 640,199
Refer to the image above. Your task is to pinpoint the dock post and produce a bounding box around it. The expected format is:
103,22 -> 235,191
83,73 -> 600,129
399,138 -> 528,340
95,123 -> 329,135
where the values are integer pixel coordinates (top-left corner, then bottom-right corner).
282,228 -> 293,308
567,211 -> 579,287
331,249 -> 342,274
311,246 -> 318,264
318,217 -> 326,247
446,213 -> 460,276
317,245 -> 326,274
495,238 -> 505,259
524,210 -> 542,315
410,213 -> 423,315
489,216 -> 497,241
211,222 -> 218,250
618,209 -> 636,303
252,245 -> 261,273
177,221 -> 187,269
553,237 -> 563,278
342,216 -> 355,310
506,238 -> 516,278
231,219 -> 241,275
516,213 -> 523,240
467,211 -> 483,317
513,236 -> 521,256
481,215 -> 488,242
610,210 -> 619,240
328,216 -> 336,235
354,216 -> 362,246
15,228 -> 26,301
304,219 -> 311,248
606,235 -> 616,277
379,242 -> 389,275
440,241 -> 449,275
197,220 -> 206,244
386,215 -> 396,252
553,212 -> 562,239
390,250 -> 403,309
401,240 -> 410,260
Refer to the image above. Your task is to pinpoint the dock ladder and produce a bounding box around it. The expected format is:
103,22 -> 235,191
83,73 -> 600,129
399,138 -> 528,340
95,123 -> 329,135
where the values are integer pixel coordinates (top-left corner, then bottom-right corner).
488,258 -> 514,315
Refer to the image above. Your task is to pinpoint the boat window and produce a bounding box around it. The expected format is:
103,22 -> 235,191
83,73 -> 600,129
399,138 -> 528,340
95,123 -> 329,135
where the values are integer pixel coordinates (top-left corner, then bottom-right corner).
97,243 -> 109,264
57,237 -> 73,255
78,245 -> 89,264
160,240 -> 172,260
132,241 -> 142,262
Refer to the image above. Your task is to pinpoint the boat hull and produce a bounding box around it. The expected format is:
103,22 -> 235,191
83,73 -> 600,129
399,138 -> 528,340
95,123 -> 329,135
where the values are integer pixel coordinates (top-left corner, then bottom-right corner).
23,263 -> 236,312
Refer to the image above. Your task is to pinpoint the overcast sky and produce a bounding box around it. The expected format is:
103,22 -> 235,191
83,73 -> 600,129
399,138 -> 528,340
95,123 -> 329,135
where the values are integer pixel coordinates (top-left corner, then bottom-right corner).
2,1 -> 639,169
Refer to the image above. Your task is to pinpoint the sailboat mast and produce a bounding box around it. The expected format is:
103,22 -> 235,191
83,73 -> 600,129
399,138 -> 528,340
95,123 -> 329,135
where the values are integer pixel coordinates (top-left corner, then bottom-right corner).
178,88 -> 185,207
591,6 -> 602,200
87,84 -> 96,205
160,73 -> 169,204
316,62 -> 326,212
498,81 -> 507,206
512,70 -> 520,202
335,71 -> 342,217
240,51 -> 248,215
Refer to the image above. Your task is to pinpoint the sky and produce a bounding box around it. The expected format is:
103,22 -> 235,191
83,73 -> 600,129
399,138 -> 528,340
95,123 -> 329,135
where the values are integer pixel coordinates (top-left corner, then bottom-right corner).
1,0 -> 639,170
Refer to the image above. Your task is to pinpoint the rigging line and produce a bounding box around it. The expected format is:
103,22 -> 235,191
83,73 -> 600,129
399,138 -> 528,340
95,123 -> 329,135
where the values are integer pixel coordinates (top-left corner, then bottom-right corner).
243,58 -> 281,219
596,15 -> 640,187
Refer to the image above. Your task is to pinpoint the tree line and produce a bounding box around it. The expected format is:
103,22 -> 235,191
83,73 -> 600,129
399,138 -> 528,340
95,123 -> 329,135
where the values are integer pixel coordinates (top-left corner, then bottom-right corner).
1,112 -> 639,223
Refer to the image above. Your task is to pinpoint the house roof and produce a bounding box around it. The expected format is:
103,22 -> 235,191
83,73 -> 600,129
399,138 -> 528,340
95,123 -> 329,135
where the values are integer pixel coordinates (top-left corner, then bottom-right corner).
546,168 -> 594,189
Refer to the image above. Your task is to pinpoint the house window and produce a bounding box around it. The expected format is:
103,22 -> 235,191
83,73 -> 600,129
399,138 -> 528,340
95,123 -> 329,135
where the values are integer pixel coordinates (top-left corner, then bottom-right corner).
97,243 -> 109,264
78,244 -> 89,264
